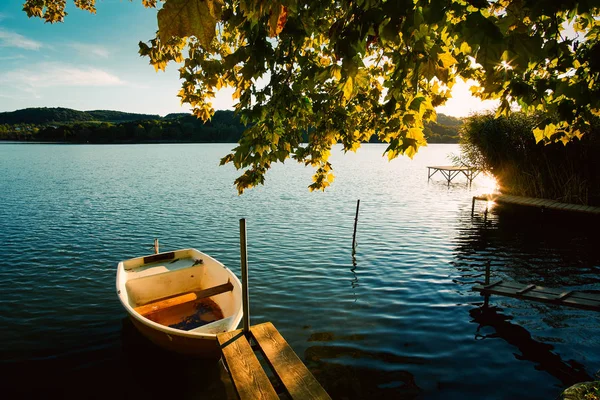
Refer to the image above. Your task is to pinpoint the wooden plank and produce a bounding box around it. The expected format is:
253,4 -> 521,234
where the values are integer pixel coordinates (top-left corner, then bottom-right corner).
134,281 -> 233,316
478,194 -> 600,215
251,322 -> 331,400
218,329 -> 279,400
496,282 -> 600,302
516,284 -> 536,294
134,292 -> 197,317
482,280 -> 504,290
476,281 -> 588,298
142,251 -> 175,265
473,283 -> 600,312
557,291 -> 573,300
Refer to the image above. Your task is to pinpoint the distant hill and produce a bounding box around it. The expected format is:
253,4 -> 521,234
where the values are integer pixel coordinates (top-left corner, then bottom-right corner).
424,113 -> 463,143
435,113 -> 463,127
0,107 -> 159,124
0,107 -> 463,144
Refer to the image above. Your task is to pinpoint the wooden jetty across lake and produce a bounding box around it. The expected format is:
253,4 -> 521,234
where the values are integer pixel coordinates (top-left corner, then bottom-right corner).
427,165 -> 480,185
472,193 -> 600,216
217,218 -> 331,400
473,280 -> 600,312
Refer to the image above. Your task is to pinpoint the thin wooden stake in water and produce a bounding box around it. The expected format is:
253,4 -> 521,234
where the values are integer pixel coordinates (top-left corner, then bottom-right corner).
239,218 -> 250,336
352,200 -> 360,254
484,260 -> 491,308
154,238 -> 159,254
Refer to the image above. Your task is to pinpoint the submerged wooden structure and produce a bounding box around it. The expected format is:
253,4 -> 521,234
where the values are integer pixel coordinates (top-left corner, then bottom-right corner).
473,281 -> 600,312
217,219 -> 331,400
472,262 -> 600,312
472,193 -> 600,216
427,165 -> 480,185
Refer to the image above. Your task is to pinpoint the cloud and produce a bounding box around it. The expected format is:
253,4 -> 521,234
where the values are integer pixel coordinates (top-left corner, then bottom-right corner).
0,54 -> 26,61
0,62 -> 125,89
69,42 -> 110,58
0,28 -> 42,50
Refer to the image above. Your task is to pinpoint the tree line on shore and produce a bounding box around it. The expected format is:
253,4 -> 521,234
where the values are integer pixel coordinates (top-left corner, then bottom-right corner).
0,107 -> 462,144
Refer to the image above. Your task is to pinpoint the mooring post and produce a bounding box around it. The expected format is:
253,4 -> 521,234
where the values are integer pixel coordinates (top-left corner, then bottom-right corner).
484,260 -> 491,308
239,218 -> 250,336
154,238 -> 159,254
471,197 -> 476,217
352,200 -> 360,254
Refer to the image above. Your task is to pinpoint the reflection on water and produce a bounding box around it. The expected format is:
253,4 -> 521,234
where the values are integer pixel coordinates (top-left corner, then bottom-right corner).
454,203 -> 600,396
304,346 -> 422,399
120,318 -> 236,400
469,305 -> 593,386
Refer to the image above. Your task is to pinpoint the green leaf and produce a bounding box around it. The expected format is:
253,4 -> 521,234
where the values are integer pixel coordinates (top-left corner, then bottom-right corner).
158,0 -> 223,49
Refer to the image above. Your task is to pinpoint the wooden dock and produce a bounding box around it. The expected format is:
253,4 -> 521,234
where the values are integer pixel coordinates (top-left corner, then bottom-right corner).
472,194 -> 600,216
217,322 -> 331,400
473,281 -> 600,312
220,218 -> 330,400
427,165 -> 480,185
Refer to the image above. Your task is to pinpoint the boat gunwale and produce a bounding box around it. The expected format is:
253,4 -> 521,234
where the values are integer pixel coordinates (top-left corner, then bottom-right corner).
116,248 -> 243,340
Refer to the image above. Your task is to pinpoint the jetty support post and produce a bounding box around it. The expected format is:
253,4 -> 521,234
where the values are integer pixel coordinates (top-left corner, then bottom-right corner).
352,200 -> 360,254
239,218 -> 250,337
154,238 -> 159,254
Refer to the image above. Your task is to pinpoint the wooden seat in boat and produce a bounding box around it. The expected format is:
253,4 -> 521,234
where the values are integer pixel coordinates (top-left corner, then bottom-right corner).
134,280 -> 233,317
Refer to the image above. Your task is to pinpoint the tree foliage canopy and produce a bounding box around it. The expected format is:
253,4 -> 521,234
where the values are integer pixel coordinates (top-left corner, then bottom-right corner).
22,0 -> 600,193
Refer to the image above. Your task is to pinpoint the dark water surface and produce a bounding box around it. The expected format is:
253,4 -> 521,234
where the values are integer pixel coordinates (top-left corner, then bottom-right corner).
1,143 -> 599,399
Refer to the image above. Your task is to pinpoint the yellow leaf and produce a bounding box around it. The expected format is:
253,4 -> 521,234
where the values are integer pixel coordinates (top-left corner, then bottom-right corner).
406,128 -> 424,142
387,149 -> 398,161
405,145 -> 416,159
459,41 -> 471,54
232,87 -> 243,100
438,51 -> 457,68
327,173 -> 335,183
331,65 -> 342,80
342,77 -> 353,101
532,127 -> 545,143
158,0 -> 223,49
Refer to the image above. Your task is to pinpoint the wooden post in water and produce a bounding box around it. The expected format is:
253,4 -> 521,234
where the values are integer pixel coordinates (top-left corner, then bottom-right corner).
239,218 -> 250,336
352,200 -> 360,254
484,260 -> 491,308
154,238 -> 159,254
471,197 -> 476,217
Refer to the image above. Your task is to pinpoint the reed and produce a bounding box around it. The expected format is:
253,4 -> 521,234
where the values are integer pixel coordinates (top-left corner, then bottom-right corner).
459,112 -> 600,205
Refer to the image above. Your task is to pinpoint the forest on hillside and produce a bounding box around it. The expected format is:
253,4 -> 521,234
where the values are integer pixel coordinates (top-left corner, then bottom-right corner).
0,107 -> 462,144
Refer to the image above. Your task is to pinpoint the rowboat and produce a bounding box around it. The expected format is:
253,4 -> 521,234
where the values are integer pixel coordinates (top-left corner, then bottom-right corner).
116,248 -> 243,357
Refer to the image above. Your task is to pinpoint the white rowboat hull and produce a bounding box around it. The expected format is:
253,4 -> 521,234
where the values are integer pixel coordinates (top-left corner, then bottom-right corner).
116,248 -> 243,357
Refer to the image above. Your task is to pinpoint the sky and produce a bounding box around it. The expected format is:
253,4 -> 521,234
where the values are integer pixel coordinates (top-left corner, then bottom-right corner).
0,0 -> 498,118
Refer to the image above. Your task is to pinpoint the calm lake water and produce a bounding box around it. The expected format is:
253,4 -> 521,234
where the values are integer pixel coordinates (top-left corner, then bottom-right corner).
1,143 -> 599,399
